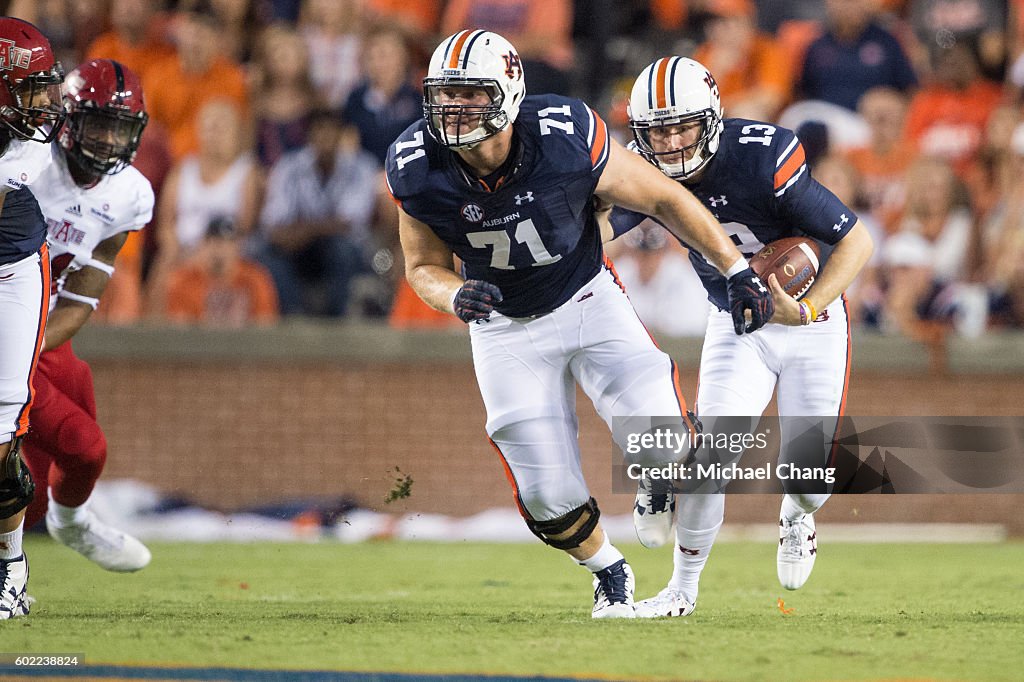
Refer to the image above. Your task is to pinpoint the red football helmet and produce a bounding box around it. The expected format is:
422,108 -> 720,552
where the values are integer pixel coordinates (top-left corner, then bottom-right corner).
61,59 -> 147,177
0,17 -> 65,143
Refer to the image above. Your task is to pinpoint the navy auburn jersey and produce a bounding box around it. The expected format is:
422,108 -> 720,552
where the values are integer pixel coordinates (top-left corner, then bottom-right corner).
0,137 -> 53,265
611,118 -> 856,310
386,94 -> 610,317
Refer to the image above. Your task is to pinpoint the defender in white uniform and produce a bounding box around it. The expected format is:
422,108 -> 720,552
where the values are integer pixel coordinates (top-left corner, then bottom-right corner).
21,59 -> 153,575
0,17 -> 66,620
611,57 -> 874,617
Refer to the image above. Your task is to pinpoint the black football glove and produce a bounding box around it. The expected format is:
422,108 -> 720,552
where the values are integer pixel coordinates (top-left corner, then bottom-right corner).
453,280 -> 503,322
726,267 -> 774,335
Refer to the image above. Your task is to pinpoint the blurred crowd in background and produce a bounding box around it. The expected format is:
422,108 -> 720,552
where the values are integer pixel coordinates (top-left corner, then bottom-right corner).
10,0 -> 1024,340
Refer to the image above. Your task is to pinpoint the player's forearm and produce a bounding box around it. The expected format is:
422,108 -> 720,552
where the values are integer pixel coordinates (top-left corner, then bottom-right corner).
803,221 -> 874,313
653,195 -> 744,274
43,304 -> 92,351
406,263 -> 465,314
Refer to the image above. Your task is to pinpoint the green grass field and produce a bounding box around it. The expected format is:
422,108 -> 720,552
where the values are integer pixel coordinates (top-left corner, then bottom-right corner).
4,536 -> 1023,681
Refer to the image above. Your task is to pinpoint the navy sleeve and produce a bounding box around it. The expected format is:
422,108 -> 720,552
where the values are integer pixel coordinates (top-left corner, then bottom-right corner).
771,128 -> 856,245
609,206 -> 650,240
523,95 -> 611,182
384,121 -> 430,207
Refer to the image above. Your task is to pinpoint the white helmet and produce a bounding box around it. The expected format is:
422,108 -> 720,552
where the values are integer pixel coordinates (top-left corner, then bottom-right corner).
423,30 -> 526,149
628,57 -> 724,180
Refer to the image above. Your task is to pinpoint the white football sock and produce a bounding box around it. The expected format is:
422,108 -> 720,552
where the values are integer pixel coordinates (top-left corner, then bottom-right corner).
579,535 -> 624,573
668,520 -> 722,604
47,488 -> 90,527
0,519 -> 24,560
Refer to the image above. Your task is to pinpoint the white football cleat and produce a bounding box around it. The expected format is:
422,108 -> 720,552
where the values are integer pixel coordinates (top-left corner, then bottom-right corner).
634,586 -> 695,618
778,512 -> 817,590
591,559 -> 636,619
633,482 -> 675,548
0,554 -> 30,619
47,508 -> 151,572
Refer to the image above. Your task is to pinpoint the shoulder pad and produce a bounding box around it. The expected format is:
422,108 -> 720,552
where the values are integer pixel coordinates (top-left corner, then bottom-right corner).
518,95 -> 610,174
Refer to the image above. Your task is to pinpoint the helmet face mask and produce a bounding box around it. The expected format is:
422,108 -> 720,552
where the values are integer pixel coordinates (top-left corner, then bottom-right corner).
423,31 -> 525,150
1,62 -> 65,143
632,109 -> 719,180
628,57 -> 724,181
67,107 -> 147,175
60,59 -> 148,180
423,78 -> 507,149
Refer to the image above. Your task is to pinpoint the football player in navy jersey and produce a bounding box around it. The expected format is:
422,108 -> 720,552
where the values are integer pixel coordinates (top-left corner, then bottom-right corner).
611,57 -> 874,618
0,17 -> 66,619
386,31 -> 773,618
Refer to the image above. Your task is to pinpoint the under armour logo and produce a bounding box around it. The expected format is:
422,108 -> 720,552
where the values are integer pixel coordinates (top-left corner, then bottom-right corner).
709,195 -> 728,207
515,192 -> 534,205
832,213 -> 849,232
753,276 -> 767,293
679,545 -> 700,556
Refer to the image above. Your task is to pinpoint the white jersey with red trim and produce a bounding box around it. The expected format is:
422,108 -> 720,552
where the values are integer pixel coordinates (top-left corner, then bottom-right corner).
34,151 -> 154,310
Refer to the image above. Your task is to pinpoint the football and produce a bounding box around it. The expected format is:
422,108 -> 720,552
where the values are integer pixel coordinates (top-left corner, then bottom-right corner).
750,237 -> 820,299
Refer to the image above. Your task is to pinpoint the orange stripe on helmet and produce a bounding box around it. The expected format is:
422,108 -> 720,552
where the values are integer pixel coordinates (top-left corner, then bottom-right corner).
655,58 -> 670,109
447,30 -> 473,69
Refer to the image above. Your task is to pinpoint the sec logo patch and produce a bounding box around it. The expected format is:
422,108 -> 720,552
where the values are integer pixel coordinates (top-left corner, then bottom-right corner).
462,203 -> 484,223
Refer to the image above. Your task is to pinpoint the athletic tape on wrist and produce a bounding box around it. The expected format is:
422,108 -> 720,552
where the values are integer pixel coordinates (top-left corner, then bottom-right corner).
724,258 -> 749,279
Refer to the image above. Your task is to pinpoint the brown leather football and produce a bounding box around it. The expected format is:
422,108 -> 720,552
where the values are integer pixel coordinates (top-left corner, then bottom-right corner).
750,237 -> 820,299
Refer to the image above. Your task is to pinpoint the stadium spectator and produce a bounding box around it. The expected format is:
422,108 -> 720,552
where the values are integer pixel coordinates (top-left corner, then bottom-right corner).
692,0 -> 793,121
255,109 -> 378,317
84,0 -> 176,84
148,99 -> 261,316
908,0 -> 1009,80
814,154 -> 886,324
797,0 -> 918,111
845,87 -> 919,232
209,0 -> 269,64
143,1 -> 249,160
965,105 -> 1021,227
251,23 -> 317,168
880,157 -> 973,336
166,217 -> 279,327
440,0 -> 574,95
9,0 -> 107,68
300,0 -> 365,110
980,122 -> 1024,325
342,27 -> 422,166
904,43 -> 1003,177
367,0 -> 444,38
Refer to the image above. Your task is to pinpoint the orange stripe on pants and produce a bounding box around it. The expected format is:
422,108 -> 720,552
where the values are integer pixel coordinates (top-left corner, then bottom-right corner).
15,243 -> 51,437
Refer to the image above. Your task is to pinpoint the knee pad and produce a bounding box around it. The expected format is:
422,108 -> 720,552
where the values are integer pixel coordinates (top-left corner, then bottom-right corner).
0,437 -> 35,519
525,497 -> 601,550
